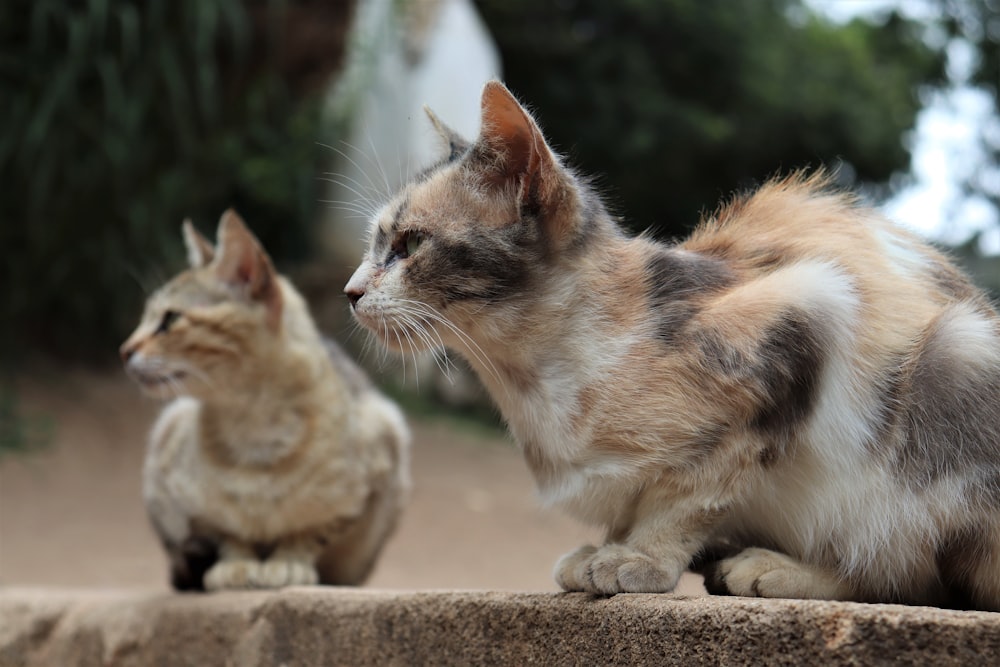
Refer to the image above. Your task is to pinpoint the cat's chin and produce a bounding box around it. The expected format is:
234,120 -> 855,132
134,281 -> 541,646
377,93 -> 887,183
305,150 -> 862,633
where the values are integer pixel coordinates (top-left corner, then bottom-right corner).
129,370 -> 192,399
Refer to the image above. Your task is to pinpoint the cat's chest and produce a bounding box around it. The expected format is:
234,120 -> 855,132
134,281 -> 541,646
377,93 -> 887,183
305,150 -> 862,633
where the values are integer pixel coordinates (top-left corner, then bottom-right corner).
498,359 -> 643,524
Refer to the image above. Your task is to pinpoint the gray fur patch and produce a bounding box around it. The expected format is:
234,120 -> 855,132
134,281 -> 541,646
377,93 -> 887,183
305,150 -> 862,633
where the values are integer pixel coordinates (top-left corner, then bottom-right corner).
645,250 -> 733,345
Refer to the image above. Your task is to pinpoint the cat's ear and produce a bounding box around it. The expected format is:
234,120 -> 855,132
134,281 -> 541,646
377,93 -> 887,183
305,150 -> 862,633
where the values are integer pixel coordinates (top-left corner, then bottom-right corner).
213,209 -> 283,330
474,81 -> 566,223
424,106 -> 470,161
182,218 -> 215,268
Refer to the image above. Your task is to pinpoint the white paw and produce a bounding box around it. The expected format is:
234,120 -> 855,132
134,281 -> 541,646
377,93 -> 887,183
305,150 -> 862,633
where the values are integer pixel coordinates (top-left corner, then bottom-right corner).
707,547 -> 848,600
257,560 -> 319,588
204,559 -> 319,591
204,559 -> 262,591
554,543 -> 681,594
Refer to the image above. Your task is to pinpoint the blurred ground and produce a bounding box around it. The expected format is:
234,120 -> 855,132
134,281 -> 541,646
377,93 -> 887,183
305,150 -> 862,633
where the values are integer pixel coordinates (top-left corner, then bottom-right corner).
0,368 -> 705,594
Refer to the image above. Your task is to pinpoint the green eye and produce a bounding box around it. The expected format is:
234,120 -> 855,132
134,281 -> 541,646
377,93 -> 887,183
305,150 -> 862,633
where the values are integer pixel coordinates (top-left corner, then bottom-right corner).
403,231 -> 424,258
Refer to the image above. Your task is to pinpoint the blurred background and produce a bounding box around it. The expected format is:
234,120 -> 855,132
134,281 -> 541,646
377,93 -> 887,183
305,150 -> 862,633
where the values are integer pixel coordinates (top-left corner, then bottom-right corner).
1,0 -> 999,591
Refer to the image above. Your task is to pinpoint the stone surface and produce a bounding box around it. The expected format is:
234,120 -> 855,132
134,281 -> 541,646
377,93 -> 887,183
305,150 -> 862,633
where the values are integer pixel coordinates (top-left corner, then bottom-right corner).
2,588 -> 999,666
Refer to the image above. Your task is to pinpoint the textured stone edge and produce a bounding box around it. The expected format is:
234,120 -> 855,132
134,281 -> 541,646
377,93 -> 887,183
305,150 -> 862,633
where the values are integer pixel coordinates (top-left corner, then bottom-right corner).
2,587 -> 1000,666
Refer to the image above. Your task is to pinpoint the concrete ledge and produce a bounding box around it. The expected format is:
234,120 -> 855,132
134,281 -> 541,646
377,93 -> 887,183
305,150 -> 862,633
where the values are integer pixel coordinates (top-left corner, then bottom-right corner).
2,588 -> 999,666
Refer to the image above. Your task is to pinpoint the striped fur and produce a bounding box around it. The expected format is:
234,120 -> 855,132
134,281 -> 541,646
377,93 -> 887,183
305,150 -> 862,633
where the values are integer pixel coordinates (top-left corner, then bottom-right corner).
345,81 -> 1000,609
122,210 -> 410,591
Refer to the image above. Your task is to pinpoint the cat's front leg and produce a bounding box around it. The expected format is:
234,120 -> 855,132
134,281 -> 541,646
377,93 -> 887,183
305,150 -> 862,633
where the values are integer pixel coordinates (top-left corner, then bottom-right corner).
554,493 -> 723,594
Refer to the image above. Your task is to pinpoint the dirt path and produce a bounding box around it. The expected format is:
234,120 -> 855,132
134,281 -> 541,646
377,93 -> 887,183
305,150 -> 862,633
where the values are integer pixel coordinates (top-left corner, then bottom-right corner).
0,369 -> 704,595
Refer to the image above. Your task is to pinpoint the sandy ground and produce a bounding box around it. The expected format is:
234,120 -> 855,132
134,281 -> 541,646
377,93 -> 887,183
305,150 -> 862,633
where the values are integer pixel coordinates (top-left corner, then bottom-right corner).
0,368 -> 705,595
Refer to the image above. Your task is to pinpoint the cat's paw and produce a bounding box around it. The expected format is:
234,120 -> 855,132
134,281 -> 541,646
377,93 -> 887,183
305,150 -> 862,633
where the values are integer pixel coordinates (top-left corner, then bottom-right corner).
702,547 -> 848,600
554,543 -> 681,594
204,559 -> 263,591
256,559 -> 319,588
204,559 -> 319,590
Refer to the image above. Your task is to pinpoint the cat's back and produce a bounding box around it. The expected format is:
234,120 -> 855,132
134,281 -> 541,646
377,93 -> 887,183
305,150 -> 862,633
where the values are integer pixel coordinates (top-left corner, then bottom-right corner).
682,174 -> 994,333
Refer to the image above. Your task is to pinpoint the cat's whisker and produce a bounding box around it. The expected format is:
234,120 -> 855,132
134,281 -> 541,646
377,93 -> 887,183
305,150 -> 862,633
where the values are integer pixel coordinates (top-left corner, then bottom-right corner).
379,317 -> 394,370
403,312 -> 453,387
318,178 -> 385,215
404,308 -> 491,374
315,188 -> 379,210
160,372 -> 183,400
396,300 -> 503,390
318,141 -> 390,203
393,307 -> 442,350
121,262 -> 159,298
355,320 -> 377,368
361,130 -> 394,202
392,329 -> 412,388
394,304 -> 502,398
172,360 -> 214,391
412,320 -> 455,379
317,169 -> 384,202
316,184 -> 381,215
317,198 -> 380,218
320,203 -> 380,222
400,325 -> 422,390
355,322 -> 379,366
391,310 -> 452,385
395,327 -> 406,385
426,348 -> 456,385
339,316 -> 361,344
345,130 -> 391,200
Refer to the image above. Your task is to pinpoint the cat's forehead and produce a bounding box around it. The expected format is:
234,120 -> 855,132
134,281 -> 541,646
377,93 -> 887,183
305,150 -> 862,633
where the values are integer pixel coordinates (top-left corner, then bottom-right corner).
150,269 -> 229,310
372,166 -> 513,246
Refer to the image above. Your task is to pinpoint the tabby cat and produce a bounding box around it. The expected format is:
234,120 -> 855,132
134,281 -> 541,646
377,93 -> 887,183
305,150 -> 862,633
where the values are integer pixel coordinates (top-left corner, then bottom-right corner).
344,80 -> 1000,610
122,210 -> 410,591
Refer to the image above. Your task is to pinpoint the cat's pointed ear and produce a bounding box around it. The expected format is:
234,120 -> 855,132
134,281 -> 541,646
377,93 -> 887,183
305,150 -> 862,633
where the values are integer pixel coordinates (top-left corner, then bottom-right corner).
213,209 -> 283,330
182,218 -> 215,268
424,106 -> 470,161
475,81 -> 564,220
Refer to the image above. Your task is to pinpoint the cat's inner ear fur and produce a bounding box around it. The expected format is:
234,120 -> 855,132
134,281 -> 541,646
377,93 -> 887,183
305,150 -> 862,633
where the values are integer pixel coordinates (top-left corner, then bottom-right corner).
212,209 -> 283,330
182,219 -> 215,268
473,81 -> 573,237
424,106 -> 470,161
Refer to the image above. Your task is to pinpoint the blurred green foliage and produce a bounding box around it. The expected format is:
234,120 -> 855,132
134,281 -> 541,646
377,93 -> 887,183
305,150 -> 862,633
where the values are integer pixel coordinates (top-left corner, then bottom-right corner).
475,0 -> 946,237
0,381 -> 53,458
0,0 -> 334,361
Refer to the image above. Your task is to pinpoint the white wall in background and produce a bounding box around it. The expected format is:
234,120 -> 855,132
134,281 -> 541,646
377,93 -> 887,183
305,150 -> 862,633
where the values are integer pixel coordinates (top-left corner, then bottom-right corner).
320,0 -> 501,264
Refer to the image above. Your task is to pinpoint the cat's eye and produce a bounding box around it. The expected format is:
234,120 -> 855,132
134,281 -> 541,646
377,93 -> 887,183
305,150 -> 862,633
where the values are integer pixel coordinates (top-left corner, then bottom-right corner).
401,230 -> 424,258
156,310 -> 181,334
390,231 -> 425,264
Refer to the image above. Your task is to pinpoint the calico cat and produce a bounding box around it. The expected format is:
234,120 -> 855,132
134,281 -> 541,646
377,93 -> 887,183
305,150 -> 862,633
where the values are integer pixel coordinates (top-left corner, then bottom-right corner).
121,210 -> 410,591
344,80 -> 1000,610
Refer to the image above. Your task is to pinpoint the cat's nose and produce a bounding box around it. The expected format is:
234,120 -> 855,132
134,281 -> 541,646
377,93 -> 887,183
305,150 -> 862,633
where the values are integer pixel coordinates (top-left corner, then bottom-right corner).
120,342 -> 137,364
345,286 -> 365,307
344,268 -> 370,307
